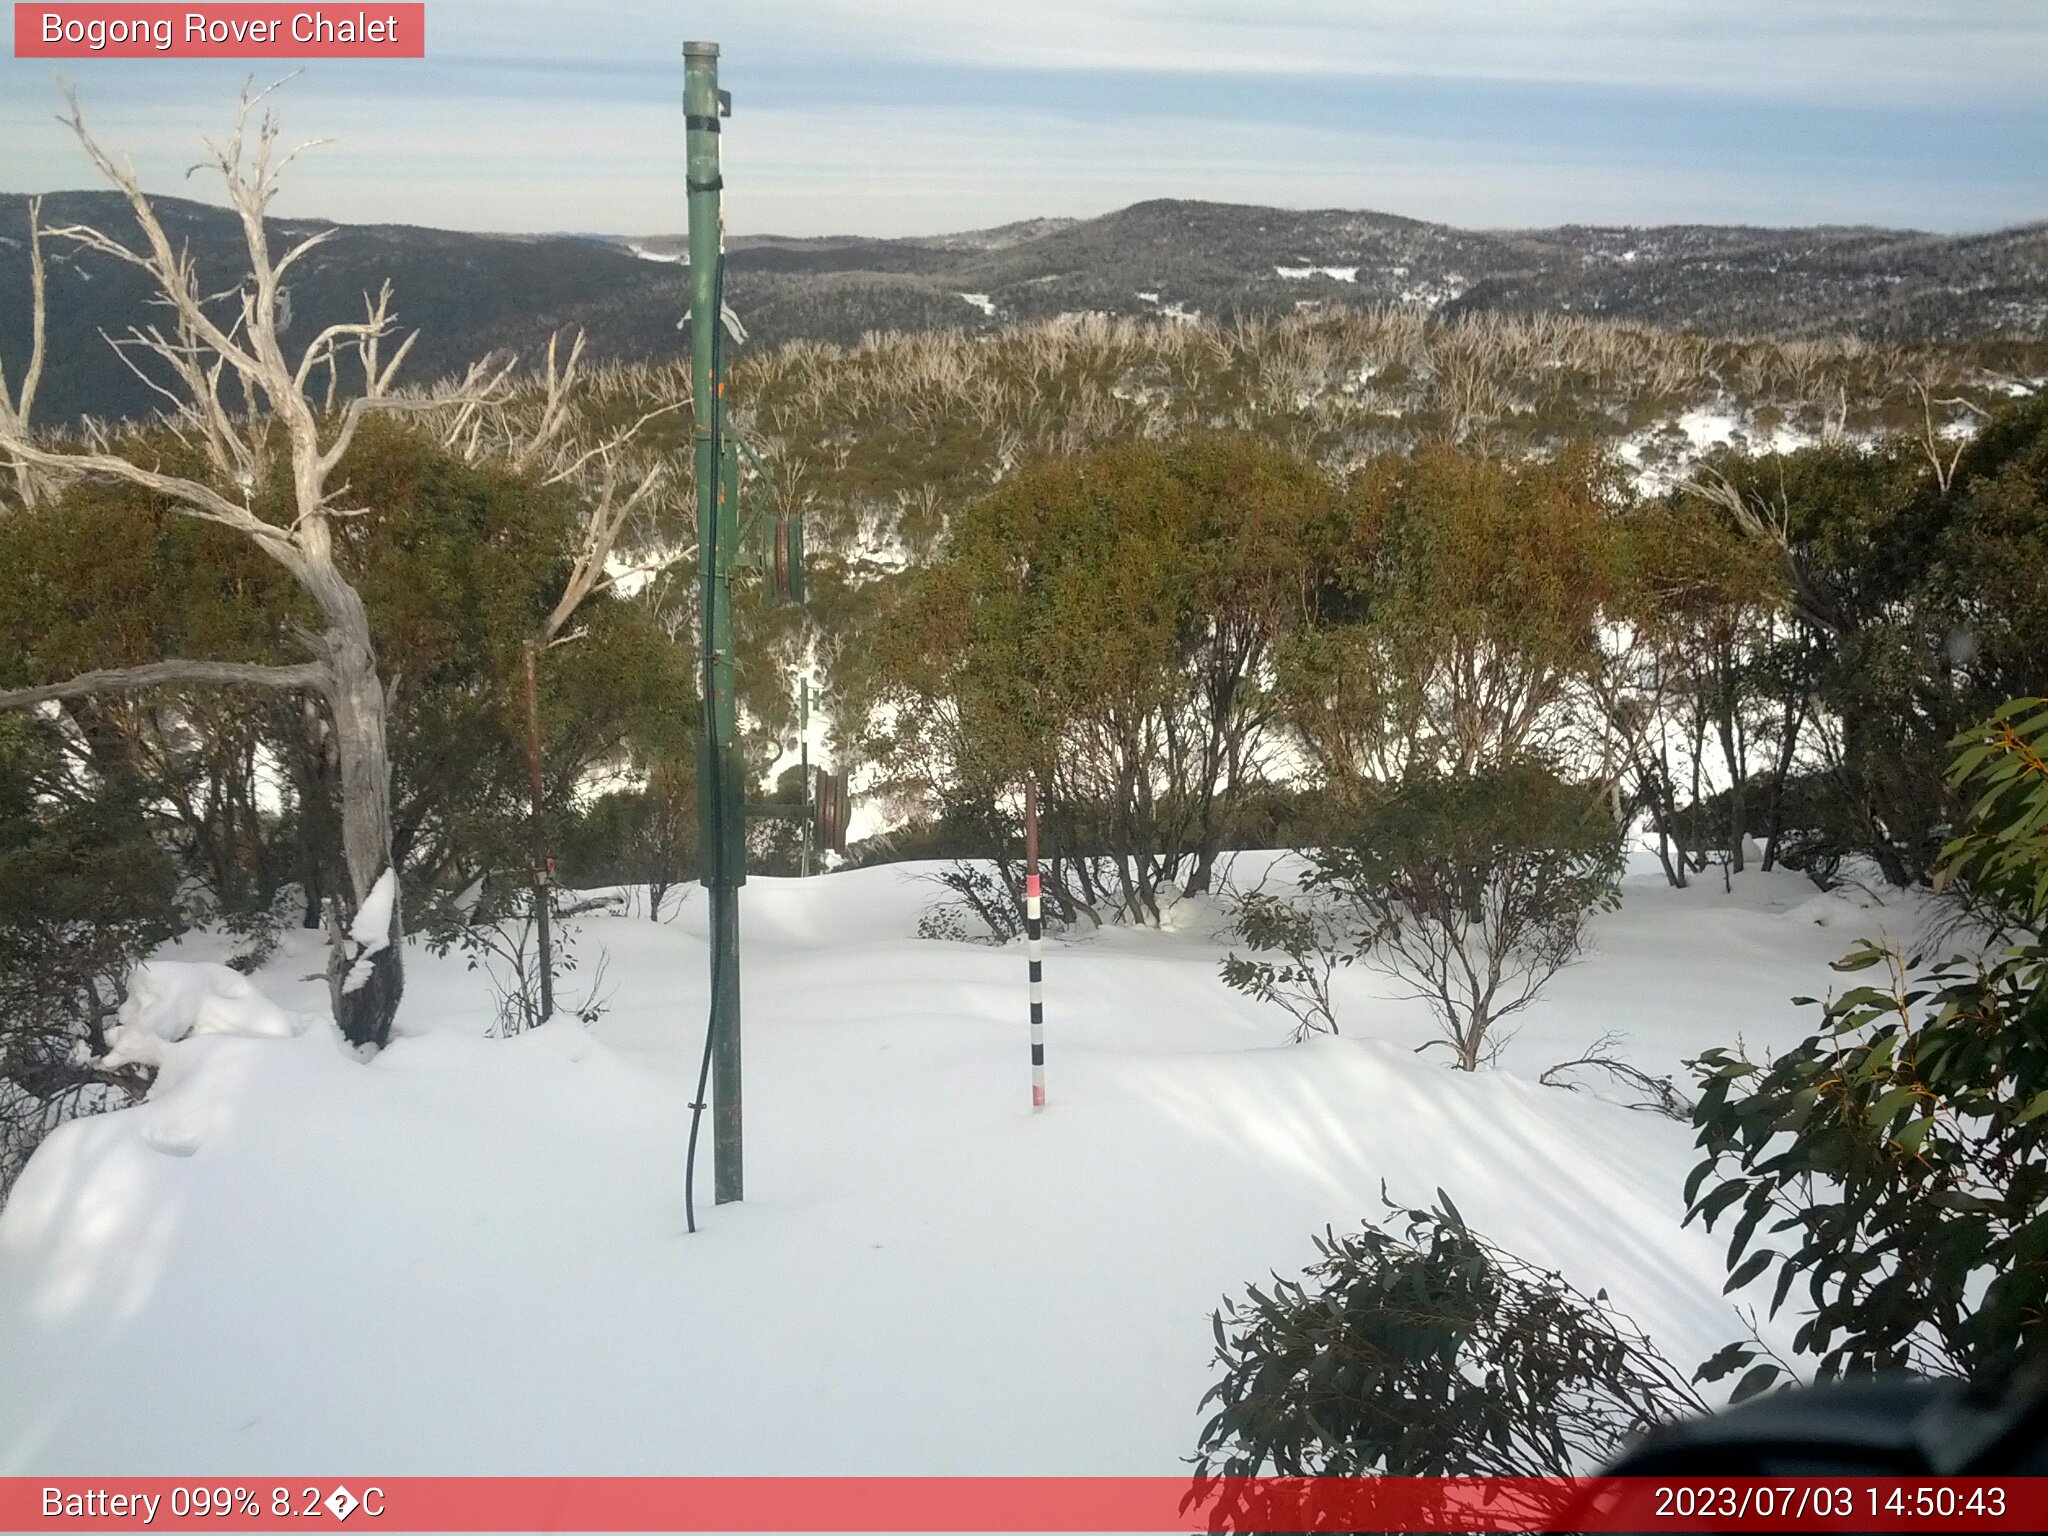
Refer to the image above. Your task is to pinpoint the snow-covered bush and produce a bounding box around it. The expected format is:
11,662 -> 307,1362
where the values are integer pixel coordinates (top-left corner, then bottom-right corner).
0,723 -> 183,1195
1195,1191 -> 1708,1483
102,960 -> 299,1068
916,862 -> 1022,945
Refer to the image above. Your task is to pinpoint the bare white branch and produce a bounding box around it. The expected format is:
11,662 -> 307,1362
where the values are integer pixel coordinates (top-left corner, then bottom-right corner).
0,195 -> 49,506
0,657 -> 326,710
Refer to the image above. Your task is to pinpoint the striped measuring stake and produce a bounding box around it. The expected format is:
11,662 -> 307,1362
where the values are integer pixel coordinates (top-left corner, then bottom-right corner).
1025,779 -> 1046,1111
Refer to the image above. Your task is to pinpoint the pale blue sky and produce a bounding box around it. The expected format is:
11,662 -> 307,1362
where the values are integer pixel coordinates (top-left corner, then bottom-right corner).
3,1 -> 2045,236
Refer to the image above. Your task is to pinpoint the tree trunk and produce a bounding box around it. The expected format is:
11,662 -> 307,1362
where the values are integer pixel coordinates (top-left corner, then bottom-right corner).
1645,746 -> 1690,889
1718,704 -> 1747,875
1186,820 -> 1228,898
524,641 -> 556,1022
1760,691 -> 1807,872
319,598 -> 403,1048
286,696 -> 339,929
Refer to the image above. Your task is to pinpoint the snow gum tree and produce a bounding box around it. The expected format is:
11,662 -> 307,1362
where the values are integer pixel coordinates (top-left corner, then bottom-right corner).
1598,496 -> 1786,887
1228,449 -> 1626,1059
868,432 -> 1335,926
1274,446 -> 1624,790
0,87 -> 476,1047
1280,765 -> 1624,1068
1669,404 -> 2048,891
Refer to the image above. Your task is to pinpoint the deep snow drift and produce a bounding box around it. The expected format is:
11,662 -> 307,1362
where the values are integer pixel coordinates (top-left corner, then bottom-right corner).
0,857 -> 1912,1475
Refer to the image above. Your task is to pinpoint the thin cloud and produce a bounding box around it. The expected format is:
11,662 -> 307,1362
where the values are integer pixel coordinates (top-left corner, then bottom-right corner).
1,1 -> 2043,235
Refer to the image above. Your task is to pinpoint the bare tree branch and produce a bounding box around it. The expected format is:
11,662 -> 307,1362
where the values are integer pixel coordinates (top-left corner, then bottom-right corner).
512,330 -> 586,472
0,438 -> 297,550
540,458 -> 669,644
1910,374 -> 1984,493
1681,467 -> 1845,638
0,195 -> 49,506
0,658 -> 325,710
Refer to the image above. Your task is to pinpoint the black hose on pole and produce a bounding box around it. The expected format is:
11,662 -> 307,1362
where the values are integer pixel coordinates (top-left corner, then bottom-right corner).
683,250 -> 729,1235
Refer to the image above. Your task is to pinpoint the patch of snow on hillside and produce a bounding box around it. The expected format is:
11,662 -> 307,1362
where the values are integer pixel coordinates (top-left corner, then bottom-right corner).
1398,275 -> 1466,309
958,293 -> 997,317
1274,265 -> 1357,282
1675,407 -> 1818,459
1673,407 -> 1741,453
1617,405 -> 1830,493
626,243 -> 684,265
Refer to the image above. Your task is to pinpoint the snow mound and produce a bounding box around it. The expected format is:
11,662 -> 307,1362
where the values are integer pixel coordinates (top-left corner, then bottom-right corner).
112,961 -> 300,1046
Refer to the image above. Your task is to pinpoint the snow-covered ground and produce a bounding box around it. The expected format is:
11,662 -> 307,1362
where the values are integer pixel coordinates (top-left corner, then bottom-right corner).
1616,404 -> 1827,493
0,856 -> 1914,1475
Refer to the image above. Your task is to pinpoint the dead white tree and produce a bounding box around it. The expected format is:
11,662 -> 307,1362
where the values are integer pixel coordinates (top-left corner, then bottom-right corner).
0,196 -> 47,507
0,85 -> 465,1048
430,328 -> 684,1021
1681,468 -> 1846,641
1910,374 -> 1989,493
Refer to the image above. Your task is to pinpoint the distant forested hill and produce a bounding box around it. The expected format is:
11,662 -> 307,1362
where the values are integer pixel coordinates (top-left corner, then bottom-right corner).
3,191 -> 2044,423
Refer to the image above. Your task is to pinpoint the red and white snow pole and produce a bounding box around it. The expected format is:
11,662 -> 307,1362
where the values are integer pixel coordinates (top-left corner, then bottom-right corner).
1025,779 -> 1046,1111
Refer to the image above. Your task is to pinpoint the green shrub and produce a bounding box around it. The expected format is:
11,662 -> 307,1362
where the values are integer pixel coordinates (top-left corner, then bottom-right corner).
1305,765 -> 1625,1068
1195,1192 -> 1707,1478
1686,698 -> 2048,1386
0,721 -> 180,1194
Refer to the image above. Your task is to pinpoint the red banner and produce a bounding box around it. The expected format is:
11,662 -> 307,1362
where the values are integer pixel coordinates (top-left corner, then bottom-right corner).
1,1476 -> 2044,1532
12,5 -> 425,58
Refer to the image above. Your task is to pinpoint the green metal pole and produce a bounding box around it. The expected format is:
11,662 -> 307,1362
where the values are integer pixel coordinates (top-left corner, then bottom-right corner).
686,39 -> 743,1206
800,677 -> 812,879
